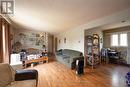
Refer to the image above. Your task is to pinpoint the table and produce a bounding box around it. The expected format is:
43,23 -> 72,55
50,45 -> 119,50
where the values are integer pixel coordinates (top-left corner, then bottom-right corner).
22,56 -> 48,68
108,51 -> 119,63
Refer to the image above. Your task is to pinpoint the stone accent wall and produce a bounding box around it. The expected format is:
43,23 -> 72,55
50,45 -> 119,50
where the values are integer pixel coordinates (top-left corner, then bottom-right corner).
11,29 -> 48,53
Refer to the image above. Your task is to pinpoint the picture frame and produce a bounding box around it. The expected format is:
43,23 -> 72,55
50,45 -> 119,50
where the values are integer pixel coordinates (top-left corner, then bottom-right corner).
64,38 -> 66,43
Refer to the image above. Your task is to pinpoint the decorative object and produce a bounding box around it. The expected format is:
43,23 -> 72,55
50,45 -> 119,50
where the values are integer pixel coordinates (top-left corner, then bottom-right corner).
12,41 -> 22,53
59,39 -> 60,43
64,38 -> 66,43
42,45 -> 46,50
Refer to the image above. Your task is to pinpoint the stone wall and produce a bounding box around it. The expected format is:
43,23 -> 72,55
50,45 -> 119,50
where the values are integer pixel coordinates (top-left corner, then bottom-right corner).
10,29 -> 48,53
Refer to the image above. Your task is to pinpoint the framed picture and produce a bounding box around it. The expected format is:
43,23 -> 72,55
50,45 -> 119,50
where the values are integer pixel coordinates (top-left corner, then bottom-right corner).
59,39 -> 61,43
64,38 -> 66,43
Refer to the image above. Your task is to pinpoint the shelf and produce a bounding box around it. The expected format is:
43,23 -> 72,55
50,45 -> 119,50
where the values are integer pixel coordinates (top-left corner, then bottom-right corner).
85,34 -> 100,69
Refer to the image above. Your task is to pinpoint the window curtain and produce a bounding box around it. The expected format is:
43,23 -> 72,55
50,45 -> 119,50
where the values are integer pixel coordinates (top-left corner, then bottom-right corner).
0,17 -> 11,63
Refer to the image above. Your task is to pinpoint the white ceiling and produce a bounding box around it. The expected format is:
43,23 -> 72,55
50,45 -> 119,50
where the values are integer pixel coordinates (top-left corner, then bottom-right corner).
9,0 -> 130,34
100,20 -> 130,30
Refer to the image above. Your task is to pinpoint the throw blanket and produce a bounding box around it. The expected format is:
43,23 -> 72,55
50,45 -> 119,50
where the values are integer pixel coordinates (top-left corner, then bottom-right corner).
0,63 -> 15,87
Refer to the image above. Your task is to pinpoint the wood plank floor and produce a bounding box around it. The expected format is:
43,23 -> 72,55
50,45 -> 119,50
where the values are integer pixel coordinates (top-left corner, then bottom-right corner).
29,61 -> 130,87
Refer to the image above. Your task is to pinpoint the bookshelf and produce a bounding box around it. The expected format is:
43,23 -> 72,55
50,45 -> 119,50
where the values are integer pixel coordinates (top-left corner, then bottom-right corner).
85,34 -> 100,69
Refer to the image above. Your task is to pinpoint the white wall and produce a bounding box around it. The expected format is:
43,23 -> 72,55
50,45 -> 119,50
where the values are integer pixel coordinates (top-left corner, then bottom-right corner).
55,8 -> 130,55
127,32 -> 130,64
56,27 -> 84,53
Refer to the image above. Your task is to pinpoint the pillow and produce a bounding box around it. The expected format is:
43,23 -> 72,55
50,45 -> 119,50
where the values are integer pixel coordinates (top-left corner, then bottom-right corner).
56,49 -> 63,55
62,55 -> 70,59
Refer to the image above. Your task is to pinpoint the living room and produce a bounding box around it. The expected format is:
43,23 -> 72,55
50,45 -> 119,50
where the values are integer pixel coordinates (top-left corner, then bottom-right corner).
0,0 -> 130,87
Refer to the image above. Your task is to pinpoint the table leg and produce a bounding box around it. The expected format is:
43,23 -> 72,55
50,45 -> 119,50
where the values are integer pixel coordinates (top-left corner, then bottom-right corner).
31,63 -> 34,67
25,62 -> 27,68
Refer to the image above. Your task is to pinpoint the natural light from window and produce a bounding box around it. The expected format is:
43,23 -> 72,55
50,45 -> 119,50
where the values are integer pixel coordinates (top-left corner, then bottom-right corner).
111,33 -> 127,47
111,34 -> 118,46
120,33 -> 127,46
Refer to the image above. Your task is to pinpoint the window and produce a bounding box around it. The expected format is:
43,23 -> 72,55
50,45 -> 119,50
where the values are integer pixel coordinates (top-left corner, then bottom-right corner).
111,34 -> 118,46
120,33 -> 127,46
111,33 -> 127,47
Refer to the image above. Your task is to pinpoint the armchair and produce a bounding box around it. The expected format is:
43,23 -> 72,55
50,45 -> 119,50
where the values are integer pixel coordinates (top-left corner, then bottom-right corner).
0,63 -> 38,87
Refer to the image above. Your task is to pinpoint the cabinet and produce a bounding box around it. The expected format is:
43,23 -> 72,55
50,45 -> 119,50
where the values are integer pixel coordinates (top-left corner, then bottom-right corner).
85,34 -> 100,69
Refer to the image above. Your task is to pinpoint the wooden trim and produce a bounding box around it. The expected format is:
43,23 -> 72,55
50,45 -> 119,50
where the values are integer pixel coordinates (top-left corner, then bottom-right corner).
103,26 -> 130,33
0,17 -> 3,63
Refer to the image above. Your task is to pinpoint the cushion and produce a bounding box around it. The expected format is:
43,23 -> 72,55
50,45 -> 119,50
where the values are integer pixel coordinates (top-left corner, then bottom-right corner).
15,69 -> 38,81
62,49 -> 82,57
62,55 -> 70,59
63,58 -> 70,63
56,49 -> 63,55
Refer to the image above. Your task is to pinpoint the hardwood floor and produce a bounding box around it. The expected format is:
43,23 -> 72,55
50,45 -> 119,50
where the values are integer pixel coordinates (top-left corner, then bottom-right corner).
30,61 -> 130,87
